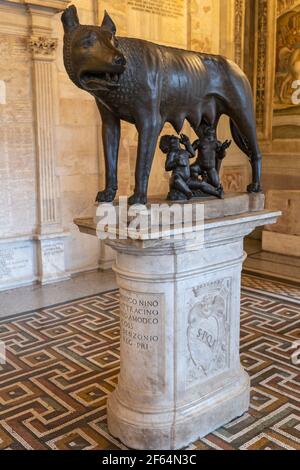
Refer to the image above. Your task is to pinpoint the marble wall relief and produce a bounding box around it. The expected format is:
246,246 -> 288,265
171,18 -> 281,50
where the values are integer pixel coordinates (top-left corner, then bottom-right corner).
186,278 -> 231,384
221,165 -> 249,193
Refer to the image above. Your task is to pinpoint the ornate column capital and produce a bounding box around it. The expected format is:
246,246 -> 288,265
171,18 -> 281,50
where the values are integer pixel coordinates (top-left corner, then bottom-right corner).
28,35 -> 58,60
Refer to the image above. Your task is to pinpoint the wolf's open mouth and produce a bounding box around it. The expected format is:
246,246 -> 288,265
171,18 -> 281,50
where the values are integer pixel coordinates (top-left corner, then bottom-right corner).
80,71 -> 121,90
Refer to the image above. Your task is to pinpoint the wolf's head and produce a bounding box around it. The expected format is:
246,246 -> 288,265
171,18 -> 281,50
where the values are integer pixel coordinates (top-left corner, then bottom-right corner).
62,5 -> 126,92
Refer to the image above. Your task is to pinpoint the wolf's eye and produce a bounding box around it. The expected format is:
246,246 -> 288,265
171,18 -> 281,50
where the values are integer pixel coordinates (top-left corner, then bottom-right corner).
81,32 -> 97,48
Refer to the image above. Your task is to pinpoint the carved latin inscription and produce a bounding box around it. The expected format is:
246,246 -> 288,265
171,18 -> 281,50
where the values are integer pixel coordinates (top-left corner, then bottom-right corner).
120,289 -> 161,351
0,245 -> 33,282
127,0 -> 184,18
187,279 -> 231,384
119,289 -> 164,392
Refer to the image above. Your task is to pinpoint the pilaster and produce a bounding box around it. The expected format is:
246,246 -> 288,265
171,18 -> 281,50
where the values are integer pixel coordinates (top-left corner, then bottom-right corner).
27,0 -> 71,284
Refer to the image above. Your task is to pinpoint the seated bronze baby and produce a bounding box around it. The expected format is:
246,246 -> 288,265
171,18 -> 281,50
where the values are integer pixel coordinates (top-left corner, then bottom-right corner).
159,134 -> 225,201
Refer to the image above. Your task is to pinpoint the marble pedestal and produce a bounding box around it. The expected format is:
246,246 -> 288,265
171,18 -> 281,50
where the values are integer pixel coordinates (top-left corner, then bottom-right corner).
76,195 -> 280,450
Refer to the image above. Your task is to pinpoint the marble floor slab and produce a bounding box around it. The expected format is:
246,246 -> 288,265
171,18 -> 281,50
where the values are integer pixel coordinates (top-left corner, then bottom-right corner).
0,270 -> 117,319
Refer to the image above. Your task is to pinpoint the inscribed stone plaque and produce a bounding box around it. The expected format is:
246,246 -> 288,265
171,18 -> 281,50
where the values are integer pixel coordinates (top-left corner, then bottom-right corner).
40,241 -> 65,276
126,0 -> 187,48
119,289 -> 164,392
0,244 -> 33,283
127,0 -> 185,18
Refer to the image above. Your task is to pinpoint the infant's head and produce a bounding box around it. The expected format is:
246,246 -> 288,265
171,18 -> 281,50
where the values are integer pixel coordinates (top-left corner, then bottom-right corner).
159,135 -> 180,153
203,126 -> 216,140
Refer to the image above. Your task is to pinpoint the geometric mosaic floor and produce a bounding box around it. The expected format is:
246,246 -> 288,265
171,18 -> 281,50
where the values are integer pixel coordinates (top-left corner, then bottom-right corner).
0,274 -> 299,450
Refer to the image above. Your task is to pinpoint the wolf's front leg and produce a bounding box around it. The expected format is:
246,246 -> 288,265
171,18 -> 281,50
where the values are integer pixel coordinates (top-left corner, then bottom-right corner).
96,102 -> 120,203
129,116 -> 163,206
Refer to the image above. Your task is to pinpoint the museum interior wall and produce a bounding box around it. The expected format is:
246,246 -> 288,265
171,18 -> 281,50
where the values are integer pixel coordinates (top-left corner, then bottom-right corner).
0,0 -> 297,291
258,0 -> 300,256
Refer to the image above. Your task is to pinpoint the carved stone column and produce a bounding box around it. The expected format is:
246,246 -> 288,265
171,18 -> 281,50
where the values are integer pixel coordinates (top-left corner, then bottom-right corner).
29,35 -> 59,232
27,0 -> 70,284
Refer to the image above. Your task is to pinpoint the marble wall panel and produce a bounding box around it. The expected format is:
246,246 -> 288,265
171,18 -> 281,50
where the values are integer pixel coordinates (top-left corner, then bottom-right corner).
0,32 -> 37,239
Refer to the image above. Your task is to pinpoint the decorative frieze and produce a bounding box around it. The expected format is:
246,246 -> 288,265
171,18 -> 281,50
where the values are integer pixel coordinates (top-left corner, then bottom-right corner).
255,0 -> 268,132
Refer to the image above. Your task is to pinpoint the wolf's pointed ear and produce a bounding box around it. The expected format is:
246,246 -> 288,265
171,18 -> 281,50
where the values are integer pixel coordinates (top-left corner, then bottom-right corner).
101,11 -> 117,35
61,5 -> 80,33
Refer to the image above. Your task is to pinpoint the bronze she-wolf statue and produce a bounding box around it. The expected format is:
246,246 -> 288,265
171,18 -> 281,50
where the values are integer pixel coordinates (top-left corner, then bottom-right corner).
62,5 -> 262,205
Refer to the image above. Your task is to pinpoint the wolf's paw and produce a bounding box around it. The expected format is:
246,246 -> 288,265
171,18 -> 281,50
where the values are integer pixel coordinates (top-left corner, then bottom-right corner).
96,188 -> 117,203
217,186 -> 225,199
247,182 -> 262,193
128,193 -> 147,206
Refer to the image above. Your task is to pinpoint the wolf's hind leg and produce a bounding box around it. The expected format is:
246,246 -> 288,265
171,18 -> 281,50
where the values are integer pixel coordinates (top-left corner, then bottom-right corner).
229,117 -> 262,193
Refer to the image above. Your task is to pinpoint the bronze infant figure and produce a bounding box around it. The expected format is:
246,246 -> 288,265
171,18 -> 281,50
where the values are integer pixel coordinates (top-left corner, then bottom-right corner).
159,134 -> 224,201
62,5 -> 262,205
190,126 -> 232,190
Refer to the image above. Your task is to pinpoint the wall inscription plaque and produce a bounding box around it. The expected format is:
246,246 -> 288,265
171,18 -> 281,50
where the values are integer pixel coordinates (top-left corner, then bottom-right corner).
127,0 -> 184,19
0,244 -> 33,283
